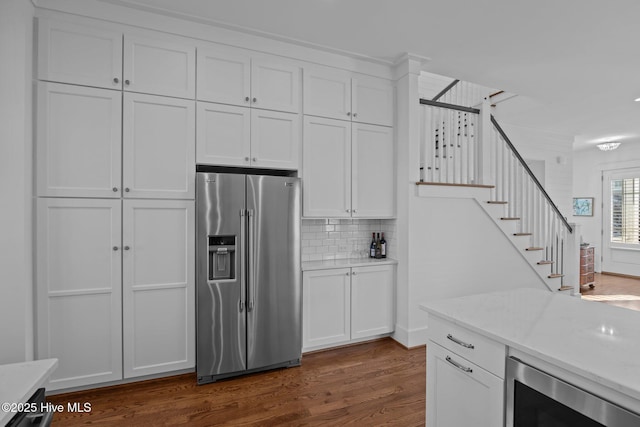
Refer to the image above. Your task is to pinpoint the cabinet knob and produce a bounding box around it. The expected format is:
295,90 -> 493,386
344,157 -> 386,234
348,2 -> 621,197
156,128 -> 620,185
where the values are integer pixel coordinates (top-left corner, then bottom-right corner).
245,157 -> 250,161
125,188 -> 130,192
113,246 -> 119,251
252,97 -> 257,103
345,272 -> 350,276
352,271 -> 357,276
252,157 -> 257,162
113,77 -> 119,84
345,209 -> 350,213
124,246 -> 130,251
245,96 -> 250,102
353,113 -> 358,118
347,112 -> 351,116
353,209 -> 357,213
112,187 -> 118,192
125,79 -> 130,86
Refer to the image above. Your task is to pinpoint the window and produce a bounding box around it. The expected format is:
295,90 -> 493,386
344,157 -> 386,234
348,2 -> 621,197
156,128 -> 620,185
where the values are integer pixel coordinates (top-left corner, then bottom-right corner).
611,178 -> 640,244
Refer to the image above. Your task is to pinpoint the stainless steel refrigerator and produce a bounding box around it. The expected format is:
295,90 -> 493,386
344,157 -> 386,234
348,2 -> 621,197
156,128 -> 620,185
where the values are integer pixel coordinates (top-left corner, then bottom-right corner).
195,172 -> 301,384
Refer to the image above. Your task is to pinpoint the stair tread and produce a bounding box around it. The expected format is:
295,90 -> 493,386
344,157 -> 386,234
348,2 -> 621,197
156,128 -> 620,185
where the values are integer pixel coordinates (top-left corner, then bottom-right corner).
558,286 -> 573,291
525,247 -> 544,251
513,233 -> 532,236
487,201 -> 508,204
501,217 -> 520,220
537,260 -> 554,265
548,274 -> 564,278
416,182 -> 495,189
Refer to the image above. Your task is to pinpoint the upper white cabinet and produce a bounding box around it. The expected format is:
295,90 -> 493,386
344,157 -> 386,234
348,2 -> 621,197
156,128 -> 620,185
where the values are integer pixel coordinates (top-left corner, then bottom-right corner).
37,82 -> 122,198
197,45 -> 301,113
197,102 -> 300,169
123,93 -> 195,199
303,116 -> 395,218
304,65 -> 394,127
37,19 -> 123,90
37,19 -> 196,99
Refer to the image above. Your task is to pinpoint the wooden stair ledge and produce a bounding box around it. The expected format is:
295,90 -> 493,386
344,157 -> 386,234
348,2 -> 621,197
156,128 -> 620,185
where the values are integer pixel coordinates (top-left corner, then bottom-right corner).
487,201 -> 508,204
558,286 -> 573,291
416,182 -> 495,189
537,260 -> 554,265
513,233 -> 532,236
501,217 -> 520,221
548,274 -> 564,279
525,247 -> 544,251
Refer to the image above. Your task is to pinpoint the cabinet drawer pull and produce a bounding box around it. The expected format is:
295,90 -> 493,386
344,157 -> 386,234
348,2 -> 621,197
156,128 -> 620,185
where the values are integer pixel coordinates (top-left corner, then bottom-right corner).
445,355 -> 473,373
447,334 -> 475,349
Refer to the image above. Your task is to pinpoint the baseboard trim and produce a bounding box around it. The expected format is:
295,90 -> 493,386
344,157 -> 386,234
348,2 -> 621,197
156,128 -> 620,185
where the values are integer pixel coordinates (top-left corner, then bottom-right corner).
601,271 -> 640,280
393,325 -> 428,348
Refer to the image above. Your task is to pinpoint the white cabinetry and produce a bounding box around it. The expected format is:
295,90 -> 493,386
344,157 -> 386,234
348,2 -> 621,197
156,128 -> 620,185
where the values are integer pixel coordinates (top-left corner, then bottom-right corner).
304,65 -> 394,127
36,198 -> 195,390
36,82 -> 122,198
303,116 -> 394,218
197,45 -> 301,113
302,264 -> 395,352
123,92 -> 195,199
426,316 -> 505,427
37,19 -> 196,99
122,200 -> 195,378
197,102 -> 299,169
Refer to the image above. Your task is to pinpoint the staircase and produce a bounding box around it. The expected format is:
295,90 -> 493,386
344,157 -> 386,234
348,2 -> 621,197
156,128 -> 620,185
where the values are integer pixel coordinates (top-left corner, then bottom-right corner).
417,79 -> 578,293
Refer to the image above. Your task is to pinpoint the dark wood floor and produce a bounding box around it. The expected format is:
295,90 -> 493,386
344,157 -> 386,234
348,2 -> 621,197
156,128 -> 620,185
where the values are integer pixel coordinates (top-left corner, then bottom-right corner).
581,272 -> 640,311
48,339 -> 426,426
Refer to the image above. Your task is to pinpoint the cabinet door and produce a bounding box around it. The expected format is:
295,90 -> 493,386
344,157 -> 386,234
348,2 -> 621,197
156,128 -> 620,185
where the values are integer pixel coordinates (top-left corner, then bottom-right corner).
197,102 -> 251,167
302,116 -> 351,217
197,45 -> 251,106
123,93 -> 195,199
302,269 -> 351,351
251,109 -> 300,170
124,34 -> 196,99
37,19 -> 122,89
36,198 -> 122,390
303,65 -> 352,121
122,199 -> 195,378
427,342 -> 504,427
352,124 -> 395,217
251,57 -> 301,113
37,82 -> 122,198
352,75 -> 394,127
351,265 -> 395,339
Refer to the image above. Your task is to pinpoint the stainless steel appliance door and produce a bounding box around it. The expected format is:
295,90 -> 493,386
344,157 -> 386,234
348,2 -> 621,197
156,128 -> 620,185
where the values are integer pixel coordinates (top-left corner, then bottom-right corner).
196,173 -> 247,380
246,175 -> 301,370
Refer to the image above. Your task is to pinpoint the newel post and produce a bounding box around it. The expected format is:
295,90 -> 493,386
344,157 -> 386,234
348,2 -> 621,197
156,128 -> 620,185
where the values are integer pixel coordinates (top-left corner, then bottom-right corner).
476,98 -> 492,186
564,223 -> 581,295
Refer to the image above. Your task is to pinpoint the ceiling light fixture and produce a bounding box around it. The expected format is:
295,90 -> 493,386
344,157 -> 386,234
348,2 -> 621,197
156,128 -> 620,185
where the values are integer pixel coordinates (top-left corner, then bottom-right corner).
635,97 -> 640,102
597,142 -> 621,151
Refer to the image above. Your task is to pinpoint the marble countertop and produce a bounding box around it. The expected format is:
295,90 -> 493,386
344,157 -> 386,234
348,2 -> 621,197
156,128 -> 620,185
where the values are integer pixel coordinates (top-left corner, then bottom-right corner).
302,257 -> 397,271
420,288 -> 640,403
0,359 -> 58,425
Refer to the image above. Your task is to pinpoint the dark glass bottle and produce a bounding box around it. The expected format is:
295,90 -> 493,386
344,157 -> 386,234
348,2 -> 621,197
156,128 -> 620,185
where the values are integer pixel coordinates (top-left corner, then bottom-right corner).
380,232 -> 387,258
370,233 -> 376,258
375,233 -> 382,259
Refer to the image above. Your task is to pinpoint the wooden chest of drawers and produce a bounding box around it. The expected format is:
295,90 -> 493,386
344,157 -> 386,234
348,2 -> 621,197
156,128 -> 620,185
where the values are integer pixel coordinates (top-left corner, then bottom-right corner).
580,246 -> 595,288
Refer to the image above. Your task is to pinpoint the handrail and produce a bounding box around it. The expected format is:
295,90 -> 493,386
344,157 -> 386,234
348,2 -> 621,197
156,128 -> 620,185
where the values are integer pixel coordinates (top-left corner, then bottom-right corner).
490,115 -> 573,233
432,79 -> 460,102
420,98 -> 480,114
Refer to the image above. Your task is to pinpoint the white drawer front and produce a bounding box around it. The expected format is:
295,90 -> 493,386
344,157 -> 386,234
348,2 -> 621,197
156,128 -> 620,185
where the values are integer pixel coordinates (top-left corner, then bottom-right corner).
427,315 -> 505,378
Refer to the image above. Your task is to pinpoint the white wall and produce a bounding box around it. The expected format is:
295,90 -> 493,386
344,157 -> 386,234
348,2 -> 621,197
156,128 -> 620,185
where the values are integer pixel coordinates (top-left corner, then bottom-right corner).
499,123 -> 574,219
573,143 -> 640,274
0,0 -> 35,364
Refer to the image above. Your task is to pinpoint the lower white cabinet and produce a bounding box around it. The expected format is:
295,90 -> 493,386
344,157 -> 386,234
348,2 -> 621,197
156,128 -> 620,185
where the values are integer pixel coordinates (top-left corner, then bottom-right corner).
36,198 -> 195,390
426,316 -> 505,427
302,264 -> 395,352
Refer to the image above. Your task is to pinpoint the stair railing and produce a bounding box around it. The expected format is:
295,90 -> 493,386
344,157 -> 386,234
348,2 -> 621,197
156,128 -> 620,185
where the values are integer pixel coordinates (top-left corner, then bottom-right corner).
419,96 -> 574,286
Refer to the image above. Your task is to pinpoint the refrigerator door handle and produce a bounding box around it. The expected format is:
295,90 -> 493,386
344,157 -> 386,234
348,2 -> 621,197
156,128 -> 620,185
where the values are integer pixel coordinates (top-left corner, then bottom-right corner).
247,208 -> 255,312
239,209 -> 246,312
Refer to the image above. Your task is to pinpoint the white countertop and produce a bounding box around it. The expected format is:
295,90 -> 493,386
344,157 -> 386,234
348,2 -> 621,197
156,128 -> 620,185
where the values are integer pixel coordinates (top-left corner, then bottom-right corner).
0,359 -> 58,425
420,288 -> 640,403
302,257 -> 397,271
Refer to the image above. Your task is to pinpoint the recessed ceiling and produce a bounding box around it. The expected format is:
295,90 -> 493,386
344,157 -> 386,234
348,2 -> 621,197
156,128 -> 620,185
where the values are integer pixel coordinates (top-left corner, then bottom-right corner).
100,0 -> 640,149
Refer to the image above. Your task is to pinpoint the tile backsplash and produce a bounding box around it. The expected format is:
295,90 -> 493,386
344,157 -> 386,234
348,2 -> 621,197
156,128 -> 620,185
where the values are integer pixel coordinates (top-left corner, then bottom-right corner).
302,218 -> 397,262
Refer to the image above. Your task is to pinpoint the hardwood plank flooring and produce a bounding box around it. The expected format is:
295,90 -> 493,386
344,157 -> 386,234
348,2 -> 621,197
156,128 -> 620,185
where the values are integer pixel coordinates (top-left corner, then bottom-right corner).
48,339 -> 426,426
581,272 -> 640,311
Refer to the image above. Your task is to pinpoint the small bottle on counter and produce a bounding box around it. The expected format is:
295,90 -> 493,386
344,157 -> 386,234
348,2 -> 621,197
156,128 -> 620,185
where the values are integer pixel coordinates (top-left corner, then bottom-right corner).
370,233 -> 376,258
375,233 -> 382,259
381,233 -> 387,258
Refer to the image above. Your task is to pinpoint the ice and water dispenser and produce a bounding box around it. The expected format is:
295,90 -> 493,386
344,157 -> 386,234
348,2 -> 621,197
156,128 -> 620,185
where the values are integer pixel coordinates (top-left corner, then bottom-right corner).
208,236 -> 235,280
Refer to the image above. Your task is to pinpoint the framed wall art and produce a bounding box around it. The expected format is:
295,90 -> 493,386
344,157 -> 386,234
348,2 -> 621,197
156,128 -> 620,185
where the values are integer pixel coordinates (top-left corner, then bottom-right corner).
573,197 -> 594,216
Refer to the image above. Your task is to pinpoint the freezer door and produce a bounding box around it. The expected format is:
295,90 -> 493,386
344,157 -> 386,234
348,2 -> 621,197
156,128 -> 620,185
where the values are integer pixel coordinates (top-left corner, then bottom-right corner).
196,173 -> 247,380
246,175 -> 302,370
